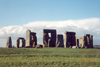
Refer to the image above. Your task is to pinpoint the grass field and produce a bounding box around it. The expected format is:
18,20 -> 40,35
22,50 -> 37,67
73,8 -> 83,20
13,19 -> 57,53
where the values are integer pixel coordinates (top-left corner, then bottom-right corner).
0,48 -> 100,67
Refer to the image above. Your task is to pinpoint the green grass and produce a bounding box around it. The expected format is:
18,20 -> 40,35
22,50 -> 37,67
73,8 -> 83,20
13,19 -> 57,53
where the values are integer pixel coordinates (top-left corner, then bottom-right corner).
0,48 -> 100,67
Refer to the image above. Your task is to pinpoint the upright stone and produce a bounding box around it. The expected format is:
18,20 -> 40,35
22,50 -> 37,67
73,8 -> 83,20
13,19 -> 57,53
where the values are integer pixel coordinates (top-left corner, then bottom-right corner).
71,33 -> 76,46
83,36 -> 87,48
64,32 -> 71,48
84,34 -> 91,48
22,39 -> 25,47
26,30 -> 31,46
56,34 -> 64,47
6,37 -> 12,48
90,35 -> 93,48
64,31 -> 76,48
16,39 -> 19,48
43,29 -> 56,47
43,33 -> 49,47
80,37 -> 84,48
76,39 -> 79,47
31,32 -> 37,47
16,37 -> 25,48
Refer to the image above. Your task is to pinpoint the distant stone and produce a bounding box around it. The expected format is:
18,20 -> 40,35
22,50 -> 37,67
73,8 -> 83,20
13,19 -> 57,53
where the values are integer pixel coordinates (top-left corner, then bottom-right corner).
56,34 -> 64,47
6,37 -> 12,48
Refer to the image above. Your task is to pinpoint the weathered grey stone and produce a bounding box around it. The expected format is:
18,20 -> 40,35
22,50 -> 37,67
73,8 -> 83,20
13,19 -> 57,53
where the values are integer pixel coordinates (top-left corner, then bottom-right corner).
64,31 -> 76,48
56,34 -> 64,47
84,34 -> 93,48
43,33 -> 49,47
77,34 -> 93,48
35,44 -> 43,48
26,30 -> 37,47
26,30 -> 31,46
31,33 -> 37,48
76,37 -> 84,48
16,37 -> 25,48
43,29 -> 56,47
90,35 -> 93,48
6,37 -> 12,48
83,36 -> 87,48
76,39 -> 79,47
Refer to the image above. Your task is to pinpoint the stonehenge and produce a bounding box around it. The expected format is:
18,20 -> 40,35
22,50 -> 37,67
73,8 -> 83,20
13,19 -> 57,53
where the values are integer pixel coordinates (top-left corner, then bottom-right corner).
43,29 -> 56,47
6,29 -> 94,49
16,37 -> 25,48
6,37 -> 12,48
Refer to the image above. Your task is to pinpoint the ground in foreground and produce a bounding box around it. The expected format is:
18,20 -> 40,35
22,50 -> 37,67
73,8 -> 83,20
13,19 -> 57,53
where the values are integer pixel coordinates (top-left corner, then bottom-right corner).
0,48 -> 100,67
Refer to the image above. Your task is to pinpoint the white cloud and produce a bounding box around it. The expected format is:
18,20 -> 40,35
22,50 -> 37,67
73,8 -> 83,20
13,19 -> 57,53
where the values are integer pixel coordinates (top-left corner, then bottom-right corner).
0,18 -> 100,47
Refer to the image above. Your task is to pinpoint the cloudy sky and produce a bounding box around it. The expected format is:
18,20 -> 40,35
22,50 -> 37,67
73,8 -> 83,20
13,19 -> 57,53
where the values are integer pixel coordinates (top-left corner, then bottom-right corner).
0,0 -> 100,47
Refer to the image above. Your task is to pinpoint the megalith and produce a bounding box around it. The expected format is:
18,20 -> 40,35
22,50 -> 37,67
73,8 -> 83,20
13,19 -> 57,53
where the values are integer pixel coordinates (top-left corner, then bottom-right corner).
16,37 -> 25,48
76,34 -> 93,48
64,31 -> 76,48
76,37 -> 84,48
43,29 -> 56,47
6,37 -> 12,48
84,34 -> 93,48
31,32 -> 37,47
26,30 -> 37,47
90,35 -> 93,48
43,33 -> 50,47
76,39 -> 79,47
26,30 -> 31,46
56,34 -> 64,47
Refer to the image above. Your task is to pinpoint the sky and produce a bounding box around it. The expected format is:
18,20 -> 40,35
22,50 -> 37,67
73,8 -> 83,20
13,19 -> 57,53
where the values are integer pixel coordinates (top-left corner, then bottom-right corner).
0,0 -> 100,47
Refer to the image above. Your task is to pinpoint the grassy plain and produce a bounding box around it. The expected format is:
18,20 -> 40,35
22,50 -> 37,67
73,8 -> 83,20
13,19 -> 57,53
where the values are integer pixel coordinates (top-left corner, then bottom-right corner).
0,48 -> 100,67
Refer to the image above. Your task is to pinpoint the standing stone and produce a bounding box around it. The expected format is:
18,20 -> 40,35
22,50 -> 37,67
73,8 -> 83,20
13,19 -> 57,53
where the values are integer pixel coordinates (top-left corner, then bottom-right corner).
56,34 -> 64,47
80,37 -> 84,48
16,39 -> 19,48
71,33 -> 76,46
64,32 -> 76,48
76,39 -> 79,47
26,30 -> 31,46
6,37 -> 12,48
43,29 -> 56,47
22,39 -> 25,47
16,37 -> 25,48
90,35 -> 93,48
84,34 -> 91,48
43,33 -> 49,47
31,33 -> 37,48
83,36 -> 87,48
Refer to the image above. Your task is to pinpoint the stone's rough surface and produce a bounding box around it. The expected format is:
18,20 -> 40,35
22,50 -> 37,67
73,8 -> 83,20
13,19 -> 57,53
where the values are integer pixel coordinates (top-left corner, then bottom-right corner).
31,33 -> 37,48
64,31 -> 76,48
35,44 -> 43,48
26,30 -> 31,46
6,37 -> 12,48
90,35 -> 93,48
56,34 -> 64,47
43,33 -> 49,47
76,34 -> 93,48
16,37 -> 25,48
43,29 -> 56,47
83,36 -> 87,48
76,39 -> 79,47
26,30 -> 37,47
